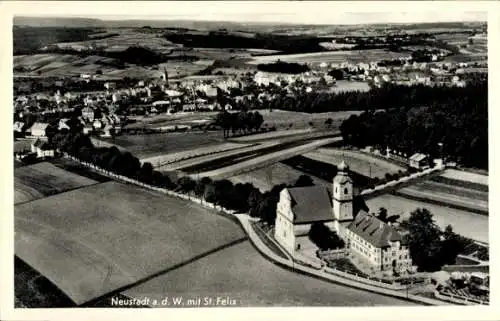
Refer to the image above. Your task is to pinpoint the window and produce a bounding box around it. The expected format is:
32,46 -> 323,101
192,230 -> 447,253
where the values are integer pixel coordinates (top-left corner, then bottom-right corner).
344,188 -> 349,194
335,187 -> 338,194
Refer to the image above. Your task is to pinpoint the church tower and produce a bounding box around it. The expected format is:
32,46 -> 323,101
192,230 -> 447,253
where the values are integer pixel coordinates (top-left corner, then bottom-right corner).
332,161 -> 354,232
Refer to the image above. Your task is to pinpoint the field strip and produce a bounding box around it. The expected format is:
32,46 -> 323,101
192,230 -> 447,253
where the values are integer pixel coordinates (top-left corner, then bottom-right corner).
395,187 -> 488,214
192,137 -> 342,179
157,141 -> 280,171
229,129 -> 315,142
86,237 -> 248,306
440,169 -> 488,185
141,142 -> 253,167
308,148 -> 405,171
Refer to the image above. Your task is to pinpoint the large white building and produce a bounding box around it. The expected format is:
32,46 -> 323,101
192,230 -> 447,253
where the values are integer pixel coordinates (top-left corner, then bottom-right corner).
274,161 -> 413,273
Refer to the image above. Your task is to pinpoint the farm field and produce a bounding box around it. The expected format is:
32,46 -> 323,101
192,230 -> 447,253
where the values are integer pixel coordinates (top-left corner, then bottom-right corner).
303,148 -> 405,178
101,131 -> 227,158
157,141 -> 279,172
396,179 -> 488,214
253,109 -> 363,130
439,169 -> 488,186
229,162 -> 329,192
14,162 -> 98,204
15,181 -> 246,305
123,241 -> 416,307
329,80 -> 371,93
365,194 -> 488,243
192,136 -> 342,179
247,49 -> 411,65
13,53 -> 209,79
141,142 -> 251,166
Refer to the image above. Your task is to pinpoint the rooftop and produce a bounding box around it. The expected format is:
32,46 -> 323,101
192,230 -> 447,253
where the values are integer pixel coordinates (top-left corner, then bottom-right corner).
287,186 -> 333,224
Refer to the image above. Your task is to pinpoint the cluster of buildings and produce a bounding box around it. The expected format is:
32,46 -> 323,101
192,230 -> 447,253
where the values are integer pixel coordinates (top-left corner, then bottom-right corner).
274,161 -> 415,275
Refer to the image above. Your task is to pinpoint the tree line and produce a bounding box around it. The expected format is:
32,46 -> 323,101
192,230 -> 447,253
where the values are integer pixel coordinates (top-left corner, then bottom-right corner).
257,61 -> 310,74
214,110 -> 264,138
339,80 -> 487,169
46,123 -> 316,225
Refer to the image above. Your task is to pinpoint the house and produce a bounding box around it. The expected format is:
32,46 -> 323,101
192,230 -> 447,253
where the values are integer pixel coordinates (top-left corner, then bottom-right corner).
28,122 -> 49,138
409,153 -> 428,169
182,104 -> 196,112
58,118 -> 70,131
81,107 -> 95,122
83,124 -> 93,135
31,139 -> 55,158
13,121 -> 25,133
274,161 -> 413,274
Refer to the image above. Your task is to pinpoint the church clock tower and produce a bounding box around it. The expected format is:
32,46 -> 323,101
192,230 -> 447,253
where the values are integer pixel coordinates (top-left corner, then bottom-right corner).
332,161 -> 354,233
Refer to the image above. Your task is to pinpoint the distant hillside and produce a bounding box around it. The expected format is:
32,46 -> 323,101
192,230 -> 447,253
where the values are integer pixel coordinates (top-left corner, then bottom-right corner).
14,16 -> 105,28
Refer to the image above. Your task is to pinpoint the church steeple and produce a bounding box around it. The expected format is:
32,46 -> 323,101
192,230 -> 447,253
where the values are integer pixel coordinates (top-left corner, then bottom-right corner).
333,160 -> 354,224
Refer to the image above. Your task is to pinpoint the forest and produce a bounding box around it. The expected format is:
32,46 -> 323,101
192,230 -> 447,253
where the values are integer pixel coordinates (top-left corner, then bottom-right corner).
339,80 -> 487,169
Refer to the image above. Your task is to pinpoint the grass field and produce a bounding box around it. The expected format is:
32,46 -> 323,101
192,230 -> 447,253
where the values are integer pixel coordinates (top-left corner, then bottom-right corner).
254,109 -> 362,130
122,241 -> 416,307
329,81 -> 371,93
303,148 -> 404,179
365,194 -> 488,244
229,162 -> 329,192
13,53 -> 209,79
14,162 -> 98,204
396,179 -> 488,214
102,131 -> 227,158
439,169 -> 488,186
15,181 -> 246,305
247,49 -> 411,65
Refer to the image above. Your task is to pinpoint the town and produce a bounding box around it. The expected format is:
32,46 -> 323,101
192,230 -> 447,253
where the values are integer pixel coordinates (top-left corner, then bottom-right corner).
12,13 -> 488,309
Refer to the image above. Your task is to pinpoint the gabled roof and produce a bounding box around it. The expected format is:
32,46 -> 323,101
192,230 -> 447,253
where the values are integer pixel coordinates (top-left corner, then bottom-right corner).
287,186 -> 333,224
29,122 -> 49,132
410,153 -> 427,162
347,211 -> 403,248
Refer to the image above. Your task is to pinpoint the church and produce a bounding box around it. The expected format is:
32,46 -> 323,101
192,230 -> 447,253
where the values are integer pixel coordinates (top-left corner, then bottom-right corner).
274,161 -> 413,273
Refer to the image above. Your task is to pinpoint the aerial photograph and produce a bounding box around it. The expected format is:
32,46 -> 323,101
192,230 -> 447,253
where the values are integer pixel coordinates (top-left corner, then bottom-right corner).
11,3 -> 488,309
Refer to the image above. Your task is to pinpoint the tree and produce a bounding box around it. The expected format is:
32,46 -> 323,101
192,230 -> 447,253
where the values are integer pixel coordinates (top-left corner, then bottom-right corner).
294,174 -> 314,187
248,189 -> 262,217
400,208 -> 443,272
194,177 -> 212,198
377,207 -> 388,222
176,176 -> 196,194
138,162 -> 153,184
309,222 -> 345,250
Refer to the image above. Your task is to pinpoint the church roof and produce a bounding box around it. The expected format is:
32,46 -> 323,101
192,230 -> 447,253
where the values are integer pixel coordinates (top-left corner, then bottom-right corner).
287,186 -> 333,224
346,211 -> 404,248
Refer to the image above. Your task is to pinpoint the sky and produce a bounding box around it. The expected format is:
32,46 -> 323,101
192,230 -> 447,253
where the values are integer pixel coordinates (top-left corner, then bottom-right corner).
11,1 -> 487,25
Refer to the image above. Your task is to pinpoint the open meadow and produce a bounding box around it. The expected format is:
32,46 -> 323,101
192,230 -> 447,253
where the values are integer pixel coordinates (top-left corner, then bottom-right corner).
229,162 -> 329,192
396,178 -> 488,214
303,148 -> 405,178
365,194 -> 488,244
122,241 -> 416,307
247,49 -> 411,65
15,181 -> 246,305
101,131 -> 227,158
14,162 -> 98,204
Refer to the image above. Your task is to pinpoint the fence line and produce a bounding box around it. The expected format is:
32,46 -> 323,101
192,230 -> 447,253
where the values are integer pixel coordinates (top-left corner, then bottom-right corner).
434,290 -> 487,306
